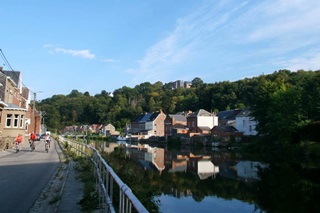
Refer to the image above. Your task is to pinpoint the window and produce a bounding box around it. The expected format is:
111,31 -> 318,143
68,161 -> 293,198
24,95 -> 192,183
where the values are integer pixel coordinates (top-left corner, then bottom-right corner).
14,114 -> 19,127
6,114 -> 12,127
20,115 -> 24,128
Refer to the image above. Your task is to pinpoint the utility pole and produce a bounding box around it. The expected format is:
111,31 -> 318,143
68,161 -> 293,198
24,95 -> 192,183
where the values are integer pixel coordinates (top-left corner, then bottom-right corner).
32,91 -> 42,133
41,111 -> 46,134
33,92 -> 36,133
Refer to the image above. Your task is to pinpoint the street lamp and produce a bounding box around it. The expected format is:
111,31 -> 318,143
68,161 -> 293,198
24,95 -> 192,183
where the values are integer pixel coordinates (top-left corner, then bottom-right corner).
41,111 -> 46,134
32,91 -> 42,133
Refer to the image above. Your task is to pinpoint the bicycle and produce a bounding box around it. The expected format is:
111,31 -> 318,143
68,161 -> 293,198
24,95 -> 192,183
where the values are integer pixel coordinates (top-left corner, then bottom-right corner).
30,139 -> 35,152
15,141 -> 19,153
45,141 -> 49,153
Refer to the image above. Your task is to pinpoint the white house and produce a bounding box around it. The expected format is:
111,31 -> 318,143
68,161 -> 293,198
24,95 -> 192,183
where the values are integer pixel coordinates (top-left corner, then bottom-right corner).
187,109 -> 218,134
235,109 -> 258,136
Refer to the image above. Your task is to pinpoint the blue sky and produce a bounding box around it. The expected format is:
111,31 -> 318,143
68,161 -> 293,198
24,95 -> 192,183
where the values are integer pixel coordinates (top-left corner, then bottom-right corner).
1,0 -> 320,100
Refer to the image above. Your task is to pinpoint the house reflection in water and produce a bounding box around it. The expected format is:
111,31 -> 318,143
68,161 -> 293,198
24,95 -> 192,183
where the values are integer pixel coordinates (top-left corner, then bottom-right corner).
125,143 -> 165,174
123,142 -> 267,182
169,156 -> 188,173
198,160 -> 219,180
235,161 -> 268,181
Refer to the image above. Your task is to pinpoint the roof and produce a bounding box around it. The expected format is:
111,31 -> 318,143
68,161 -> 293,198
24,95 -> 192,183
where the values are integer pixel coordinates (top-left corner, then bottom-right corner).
0,100 -> 8,107
212,125 -> 239,132
132,111 -> 162,123
217,109 -> 242,120
188,109 -> 213,118
168,114 -> 187,122
140,113 -> 153,122
4,103 -> 27,111
236,109 -> 252,117
147,112 -> 160,121
3,70 -> 21,86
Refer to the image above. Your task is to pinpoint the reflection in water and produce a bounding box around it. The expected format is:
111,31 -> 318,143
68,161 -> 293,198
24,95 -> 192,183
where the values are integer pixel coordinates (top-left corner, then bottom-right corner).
89,140 -> 320,213
198,160 -> 219,180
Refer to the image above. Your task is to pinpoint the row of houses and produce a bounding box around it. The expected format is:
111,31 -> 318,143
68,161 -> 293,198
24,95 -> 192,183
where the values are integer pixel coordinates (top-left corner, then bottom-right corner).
0,67 -> 42,150
126,108 -> 257,142
65,108 -> 257,143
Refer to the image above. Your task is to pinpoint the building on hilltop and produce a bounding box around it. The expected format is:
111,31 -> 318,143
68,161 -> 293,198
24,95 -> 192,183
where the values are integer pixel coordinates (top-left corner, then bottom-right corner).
171,80 -> 191,89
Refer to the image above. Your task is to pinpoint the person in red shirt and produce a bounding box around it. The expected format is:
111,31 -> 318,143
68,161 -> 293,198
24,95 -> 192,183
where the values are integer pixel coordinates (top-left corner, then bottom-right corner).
15,134 -> 23,152
30,132 -> 36,150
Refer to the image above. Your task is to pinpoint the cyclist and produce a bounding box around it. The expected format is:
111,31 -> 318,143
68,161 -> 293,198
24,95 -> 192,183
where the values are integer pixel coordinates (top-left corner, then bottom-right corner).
45,133 -> 51,149
29,132 -> 36,150
15,133 -> 23,152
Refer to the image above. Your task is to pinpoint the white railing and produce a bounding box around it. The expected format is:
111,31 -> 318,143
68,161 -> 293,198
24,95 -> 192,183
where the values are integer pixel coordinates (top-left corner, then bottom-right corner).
58,136 -> 149,213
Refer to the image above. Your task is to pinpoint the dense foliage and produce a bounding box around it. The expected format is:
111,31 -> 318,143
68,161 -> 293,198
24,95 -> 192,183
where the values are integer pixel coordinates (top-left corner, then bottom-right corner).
39,69 -> 320,143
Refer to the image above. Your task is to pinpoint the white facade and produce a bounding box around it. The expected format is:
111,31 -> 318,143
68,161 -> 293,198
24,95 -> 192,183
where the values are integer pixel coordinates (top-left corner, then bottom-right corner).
236,110 -> 257,136
236,161 -> 268,180
197,114 -> 218,129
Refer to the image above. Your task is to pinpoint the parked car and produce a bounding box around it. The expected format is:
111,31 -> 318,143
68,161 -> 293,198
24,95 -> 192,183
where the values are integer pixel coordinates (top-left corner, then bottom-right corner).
40,134 -> 46,139
36,133 -> 41,141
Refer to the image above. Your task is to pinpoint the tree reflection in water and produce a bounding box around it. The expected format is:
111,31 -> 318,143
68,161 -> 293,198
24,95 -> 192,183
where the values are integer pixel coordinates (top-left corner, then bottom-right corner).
92,140 -> 320,213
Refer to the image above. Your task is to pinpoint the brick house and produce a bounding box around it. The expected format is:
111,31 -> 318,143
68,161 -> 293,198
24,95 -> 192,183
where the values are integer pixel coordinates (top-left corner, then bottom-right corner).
130,110 -> 166,138
164,113 -> 188,137
187,109 -> 218,135
0,68 -> 39,149
211,125 -> 243,142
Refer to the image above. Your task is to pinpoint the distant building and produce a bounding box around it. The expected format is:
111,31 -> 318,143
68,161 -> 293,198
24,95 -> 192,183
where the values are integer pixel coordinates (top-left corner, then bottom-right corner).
171,80 -> 192,89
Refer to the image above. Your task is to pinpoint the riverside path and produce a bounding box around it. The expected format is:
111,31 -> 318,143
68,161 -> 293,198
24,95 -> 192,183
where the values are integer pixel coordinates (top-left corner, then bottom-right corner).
0,139 -> 60,213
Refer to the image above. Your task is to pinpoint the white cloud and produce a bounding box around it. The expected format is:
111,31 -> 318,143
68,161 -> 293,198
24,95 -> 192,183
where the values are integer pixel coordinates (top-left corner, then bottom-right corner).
44,44 -> 95,59
276,49 -> 320,71
128,1 -> 239,83
54,48 -> 95,59
127,0 -> 320,85
244,0 -> 320,42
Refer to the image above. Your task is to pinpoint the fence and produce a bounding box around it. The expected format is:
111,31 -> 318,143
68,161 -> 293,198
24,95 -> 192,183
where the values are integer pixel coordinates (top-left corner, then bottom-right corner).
58,136 -> 149,213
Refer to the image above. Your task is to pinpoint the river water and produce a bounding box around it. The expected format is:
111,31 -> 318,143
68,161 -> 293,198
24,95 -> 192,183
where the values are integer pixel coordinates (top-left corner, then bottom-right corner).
90,140 -> 320,213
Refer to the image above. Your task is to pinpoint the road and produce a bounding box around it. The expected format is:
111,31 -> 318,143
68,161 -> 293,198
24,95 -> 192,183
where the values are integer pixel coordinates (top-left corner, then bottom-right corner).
0,139 -> 60,213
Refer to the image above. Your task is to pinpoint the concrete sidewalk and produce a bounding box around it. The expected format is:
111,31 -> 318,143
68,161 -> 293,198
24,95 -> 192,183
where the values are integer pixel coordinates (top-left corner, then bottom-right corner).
27,140 -> 86,213
56,160 -> 84,213
1,141 -> 87,213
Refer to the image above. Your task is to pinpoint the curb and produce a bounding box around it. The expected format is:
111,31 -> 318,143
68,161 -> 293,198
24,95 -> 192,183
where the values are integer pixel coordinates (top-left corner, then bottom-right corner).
53,139 -> 70,212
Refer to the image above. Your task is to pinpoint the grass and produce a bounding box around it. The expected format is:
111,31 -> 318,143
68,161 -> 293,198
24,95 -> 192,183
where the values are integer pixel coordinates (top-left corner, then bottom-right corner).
49,195 -> 61,204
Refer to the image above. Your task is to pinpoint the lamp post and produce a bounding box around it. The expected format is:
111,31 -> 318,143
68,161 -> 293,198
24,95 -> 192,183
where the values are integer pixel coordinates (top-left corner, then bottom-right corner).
32,91 -> 42,133
41,111 -> 46,134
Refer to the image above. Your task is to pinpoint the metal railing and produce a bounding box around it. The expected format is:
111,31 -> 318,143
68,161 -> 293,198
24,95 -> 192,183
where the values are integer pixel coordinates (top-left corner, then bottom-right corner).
58,136 -> 149,213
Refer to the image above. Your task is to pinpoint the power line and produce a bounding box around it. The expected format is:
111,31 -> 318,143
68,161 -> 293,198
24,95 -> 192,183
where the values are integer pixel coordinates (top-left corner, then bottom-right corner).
0,49 -> 14,71
0,48 -> 35,94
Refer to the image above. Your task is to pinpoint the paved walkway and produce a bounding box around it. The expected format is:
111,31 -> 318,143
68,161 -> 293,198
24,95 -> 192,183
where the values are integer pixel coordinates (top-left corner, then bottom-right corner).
1,142 -> 86,213
56,160 -> 84,213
